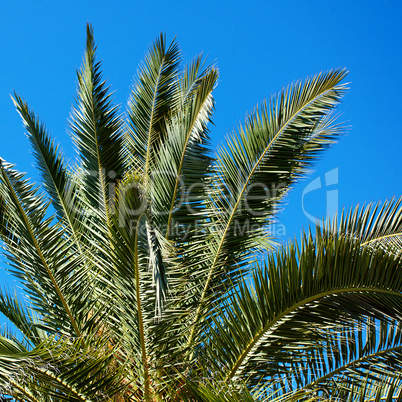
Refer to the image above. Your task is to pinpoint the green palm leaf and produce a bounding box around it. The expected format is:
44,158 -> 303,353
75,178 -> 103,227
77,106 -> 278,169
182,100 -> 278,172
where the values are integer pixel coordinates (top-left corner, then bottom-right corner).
0,161 -> 84,337
12,93 -> 83,249
6,25 -> 402,402
0,289 -> 46,347
332,196 -> 402,254
152,61 -> 217,239
69,24 -> 124,223
126,33 -> 181,176
185,69 -> 348,351
199,200 -> 402,395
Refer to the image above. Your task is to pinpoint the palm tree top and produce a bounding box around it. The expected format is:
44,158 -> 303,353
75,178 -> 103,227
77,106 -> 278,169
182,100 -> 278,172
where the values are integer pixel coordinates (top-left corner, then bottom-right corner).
0,23 -> 401,402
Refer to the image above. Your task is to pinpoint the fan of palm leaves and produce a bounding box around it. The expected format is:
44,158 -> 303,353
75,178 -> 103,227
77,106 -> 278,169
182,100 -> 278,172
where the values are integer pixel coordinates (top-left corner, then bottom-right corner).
0,24 -> 401,401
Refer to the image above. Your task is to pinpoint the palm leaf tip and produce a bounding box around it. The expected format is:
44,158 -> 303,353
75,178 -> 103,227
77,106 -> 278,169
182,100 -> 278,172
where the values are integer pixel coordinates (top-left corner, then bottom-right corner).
126,33 -> 182,175
11,93 -> 74,221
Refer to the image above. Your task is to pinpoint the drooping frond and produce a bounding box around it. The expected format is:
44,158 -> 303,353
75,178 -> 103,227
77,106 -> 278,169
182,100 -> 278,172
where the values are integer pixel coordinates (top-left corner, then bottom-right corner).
199,202 -> 402,394
12,93 -> 84,249
296,318 -> 402,393
0,335 -> 126,401
0,289 -> 46,347
186,69 -> 348,351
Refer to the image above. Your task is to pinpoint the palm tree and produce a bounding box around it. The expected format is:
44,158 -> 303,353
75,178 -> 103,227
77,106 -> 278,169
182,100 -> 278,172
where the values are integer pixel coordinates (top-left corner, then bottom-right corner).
0,24 -> 401,401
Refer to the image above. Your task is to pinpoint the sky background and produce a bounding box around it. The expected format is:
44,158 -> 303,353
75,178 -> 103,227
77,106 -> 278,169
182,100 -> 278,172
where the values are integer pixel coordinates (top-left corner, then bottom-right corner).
0,0 -> 401,290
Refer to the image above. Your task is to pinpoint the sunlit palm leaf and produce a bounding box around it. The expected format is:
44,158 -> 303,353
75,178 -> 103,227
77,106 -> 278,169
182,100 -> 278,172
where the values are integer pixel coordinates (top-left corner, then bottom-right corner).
330,196 -> 402,255
126,33 -> 181,176
199,201 -> 402,394
69,24 -> 124,223
185,69 -> 348,352
12,94 -> 84,249
0,290 -> 46,347
0,162 -> 86,337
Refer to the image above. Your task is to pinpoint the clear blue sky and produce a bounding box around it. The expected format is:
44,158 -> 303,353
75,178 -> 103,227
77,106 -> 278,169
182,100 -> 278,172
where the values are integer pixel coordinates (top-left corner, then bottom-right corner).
0,1 -> 401,288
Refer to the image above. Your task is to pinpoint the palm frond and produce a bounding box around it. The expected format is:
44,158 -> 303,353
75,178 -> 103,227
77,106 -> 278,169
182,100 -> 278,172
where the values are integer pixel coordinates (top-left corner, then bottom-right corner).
0,161 -> 91,337
152,62 -> 217,240
0,335 -> 126,401
329,196 -> 402,255
69,24 -> 124,223
186,69 -> 348,351
12,94 -> 83,249
126,33 -> 181,176
7,26 -> 394,402
199,205 -> 402,390
0,289 -> 46,347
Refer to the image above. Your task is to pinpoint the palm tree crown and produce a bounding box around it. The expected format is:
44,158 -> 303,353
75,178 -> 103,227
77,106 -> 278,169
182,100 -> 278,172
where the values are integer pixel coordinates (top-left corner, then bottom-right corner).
0,24 -> 401,402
